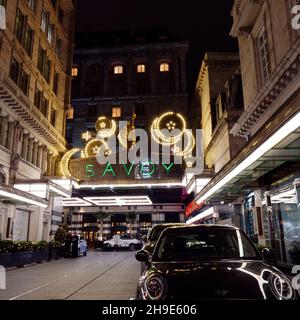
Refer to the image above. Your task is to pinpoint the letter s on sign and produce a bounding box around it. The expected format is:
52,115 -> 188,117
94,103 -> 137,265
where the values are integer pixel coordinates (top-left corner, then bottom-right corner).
292,5 -> 300,30
292,265 -> 300,290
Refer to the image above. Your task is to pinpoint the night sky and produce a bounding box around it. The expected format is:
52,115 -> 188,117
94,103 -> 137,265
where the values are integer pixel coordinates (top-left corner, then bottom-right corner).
75,0 -> 238,95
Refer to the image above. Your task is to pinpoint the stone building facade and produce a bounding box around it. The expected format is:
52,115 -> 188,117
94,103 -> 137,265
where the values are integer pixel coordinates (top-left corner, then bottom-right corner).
186,53 -> 246,225
64,29 -> 189,242
0,0 -> 75,241
189,0 -> 300,270
67,29 -> 188,148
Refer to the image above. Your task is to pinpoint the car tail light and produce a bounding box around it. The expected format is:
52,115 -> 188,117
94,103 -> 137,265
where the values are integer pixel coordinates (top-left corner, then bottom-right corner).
143,274 -> 167,300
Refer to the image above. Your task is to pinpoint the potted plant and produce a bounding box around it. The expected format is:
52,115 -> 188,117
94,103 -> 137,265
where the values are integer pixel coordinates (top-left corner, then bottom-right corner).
31,241 -> 49,264
48,241 -> 63,260
0,240 -> 15,268
13,241 -> 33,268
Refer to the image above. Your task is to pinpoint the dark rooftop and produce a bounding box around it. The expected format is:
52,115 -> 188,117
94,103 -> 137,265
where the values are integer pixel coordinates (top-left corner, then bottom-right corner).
74,27 -> 183,49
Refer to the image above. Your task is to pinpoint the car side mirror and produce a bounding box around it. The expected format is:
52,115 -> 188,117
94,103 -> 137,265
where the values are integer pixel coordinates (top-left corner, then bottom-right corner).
135,250 -> 150,263
142,235 -> 148,242
261,248 -> 275,264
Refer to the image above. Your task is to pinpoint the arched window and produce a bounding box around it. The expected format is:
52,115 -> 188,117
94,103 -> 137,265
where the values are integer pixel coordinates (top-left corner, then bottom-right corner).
114,65 -> 124,75
137,64 -> 146,73
160,62 -> 169,72
109,64 -> 127,96
84,64 -> 103,97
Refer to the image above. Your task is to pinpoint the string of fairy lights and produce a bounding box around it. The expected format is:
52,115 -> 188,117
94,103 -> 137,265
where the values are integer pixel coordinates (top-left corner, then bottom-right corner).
60,112 -> 196,179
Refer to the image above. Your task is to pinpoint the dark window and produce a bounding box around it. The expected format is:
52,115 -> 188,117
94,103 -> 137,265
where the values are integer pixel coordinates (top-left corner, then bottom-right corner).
58,7 -> 64,25
15,9 -> 25,43
37,46 -> 45,73
0,0 -> 7,7
41,10 -> 49,33
135,102 -> 145,116
44,57 -> 51,83
165,212 -> 180,223
10,57 -> 20,85
139,214 -> 151,222
55,38 -> 61,56
34,87 -> 42,108
66,126 -> 73,144
53,72 -> 59,95
19,69 -> 29,95
88,105 -> 97,118
47,23 -> 54,44
26,0 -> 36,11
51,0 -> 57,9
40,96 -> 48,118
23,25 -> 34,56
50,108 -> 56,127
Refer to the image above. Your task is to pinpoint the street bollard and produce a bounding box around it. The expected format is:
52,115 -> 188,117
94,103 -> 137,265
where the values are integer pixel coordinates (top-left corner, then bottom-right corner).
0,265 -> 6,290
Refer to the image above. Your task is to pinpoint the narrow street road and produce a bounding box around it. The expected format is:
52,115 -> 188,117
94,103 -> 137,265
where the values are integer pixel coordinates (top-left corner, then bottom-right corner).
0,251 -> 140,300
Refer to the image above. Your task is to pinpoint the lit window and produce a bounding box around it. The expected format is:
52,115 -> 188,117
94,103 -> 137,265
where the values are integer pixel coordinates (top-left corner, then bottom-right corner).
112,107 -> 121,118
137,64 -> 146,73
160,63 -> 169,72
114,65 -> 123,75
72,67 -> 78,77
67,106 -> 74,120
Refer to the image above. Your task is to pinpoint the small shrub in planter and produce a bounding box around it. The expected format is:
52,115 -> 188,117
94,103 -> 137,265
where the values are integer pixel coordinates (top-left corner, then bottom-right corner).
0,240 -> 14,253
49,241 -> 64,260
31,241 -> 49,264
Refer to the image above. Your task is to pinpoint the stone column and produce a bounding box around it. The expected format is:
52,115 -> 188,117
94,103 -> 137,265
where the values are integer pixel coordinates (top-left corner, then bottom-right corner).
6,119 -> 15,151
21,133 -> 29,160
42,147 -> 48,174
32,141 -> 39,167
0,116 -> 8,147
47,152 -> 53,176
37,145 -> 44,169
12,122 -> 23,155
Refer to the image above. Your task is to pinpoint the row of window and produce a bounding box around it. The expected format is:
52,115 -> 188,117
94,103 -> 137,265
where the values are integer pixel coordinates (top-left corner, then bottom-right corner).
13,6 -> 61,97
72,62 -> 170,77
33,87 -> 56,126
14,5 -> 62,58
9,57 -> 57,127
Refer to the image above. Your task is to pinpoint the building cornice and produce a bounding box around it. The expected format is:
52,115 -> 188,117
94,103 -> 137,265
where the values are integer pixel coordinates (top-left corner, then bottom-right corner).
231,38 -> 300,138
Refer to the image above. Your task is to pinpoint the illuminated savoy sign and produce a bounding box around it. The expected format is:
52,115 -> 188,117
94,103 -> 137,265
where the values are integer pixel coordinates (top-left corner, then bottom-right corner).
59,112 -> 205,181
86,161 -> 174,178
68,158 -> 182,182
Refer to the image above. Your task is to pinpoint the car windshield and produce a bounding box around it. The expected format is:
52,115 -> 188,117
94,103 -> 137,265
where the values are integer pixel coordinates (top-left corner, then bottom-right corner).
149,225 -> 182,241
153,228 -> 260,261
149,226 -> 168,241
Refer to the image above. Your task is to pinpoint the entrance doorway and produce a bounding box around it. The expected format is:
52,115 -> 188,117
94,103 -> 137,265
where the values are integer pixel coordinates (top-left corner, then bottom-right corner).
111,214 -> 127,235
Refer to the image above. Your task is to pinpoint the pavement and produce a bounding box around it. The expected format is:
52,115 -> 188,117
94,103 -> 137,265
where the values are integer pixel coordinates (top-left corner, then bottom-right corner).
0,250 -> 141,300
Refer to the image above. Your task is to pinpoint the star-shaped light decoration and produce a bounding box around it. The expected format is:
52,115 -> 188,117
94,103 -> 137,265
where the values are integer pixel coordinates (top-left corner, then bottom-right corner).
82,131 -> 92,142
92,146 -> 100,155
167,121 -> 176,131
100,122 -> 106,129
